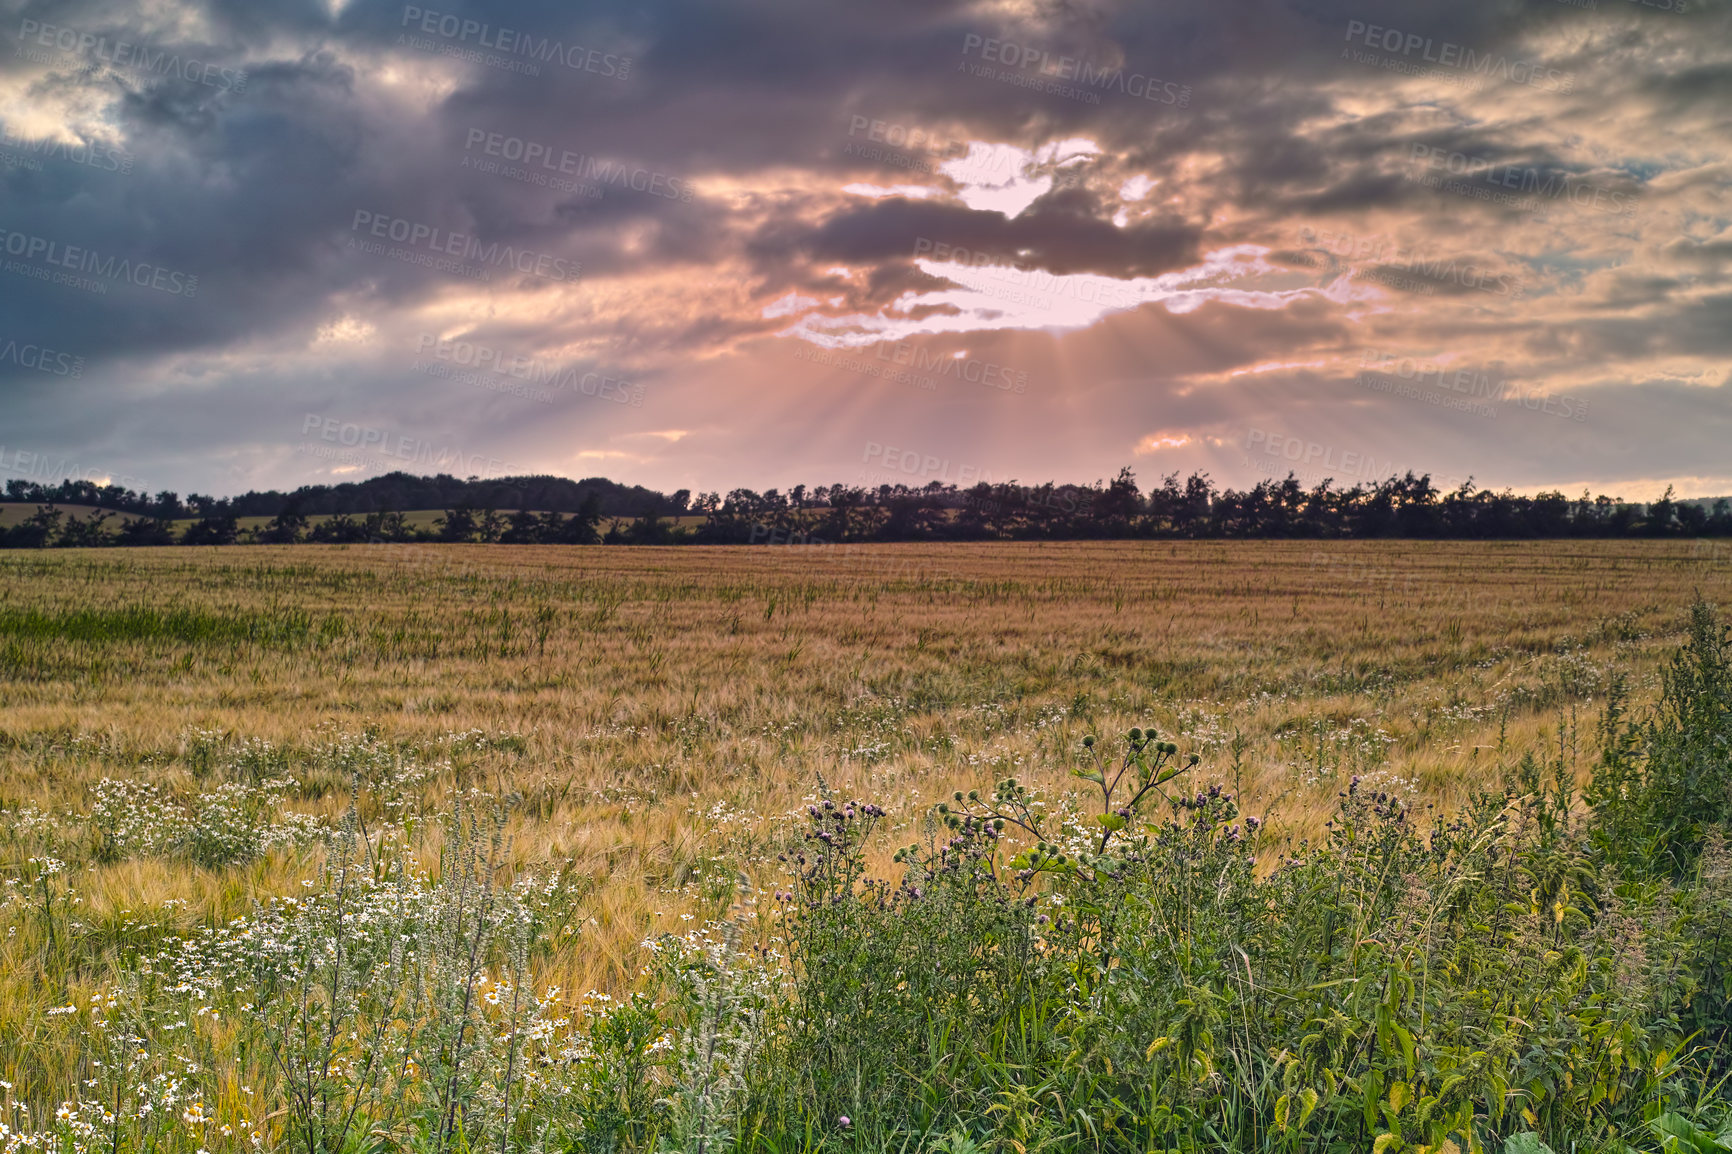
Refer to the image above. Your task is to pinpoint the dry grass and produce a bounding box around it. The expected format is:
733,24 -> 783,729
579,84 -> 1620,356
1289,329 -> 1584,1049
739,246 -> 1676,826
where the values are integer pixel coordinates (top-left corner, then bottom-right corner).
0,538 -> 1727,1083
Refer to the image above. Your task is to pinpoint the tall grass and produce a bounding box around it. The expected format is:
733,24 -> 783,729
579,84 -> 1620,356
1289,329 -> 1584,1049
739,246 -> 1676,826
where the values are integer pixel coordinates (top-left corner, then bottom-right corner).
3,604 -> 1732,1151
2,545 -> 1732,1151
0,606 -> 315,647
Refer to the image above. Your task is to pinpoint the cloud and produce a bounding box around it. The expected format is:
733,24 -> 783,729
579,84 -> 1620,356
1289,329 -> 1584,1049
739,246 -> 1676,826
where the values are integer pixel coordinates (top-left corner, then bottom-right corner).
0,0 -> 1726,498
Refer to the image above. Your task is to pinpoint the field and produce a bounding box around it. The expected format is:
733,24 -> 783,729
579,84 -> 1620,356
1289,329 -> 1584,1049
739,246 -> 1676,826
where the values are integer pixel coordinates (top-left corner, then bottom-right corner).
3,540 -> 1732,1153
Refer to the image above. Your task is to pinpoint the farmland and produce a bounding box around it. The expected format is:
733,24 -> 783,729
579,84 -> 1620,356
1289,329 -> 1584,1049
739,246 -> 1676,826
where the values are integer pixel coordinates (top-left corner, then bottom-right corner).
3,541 -> 1732,1152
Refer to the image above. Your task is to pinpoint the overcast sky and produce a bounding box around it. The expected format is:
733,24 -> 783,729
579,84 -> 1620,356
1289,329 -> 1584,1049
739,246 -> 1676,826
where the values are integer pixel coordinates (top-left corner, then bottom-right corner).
1,0 -> 1728,501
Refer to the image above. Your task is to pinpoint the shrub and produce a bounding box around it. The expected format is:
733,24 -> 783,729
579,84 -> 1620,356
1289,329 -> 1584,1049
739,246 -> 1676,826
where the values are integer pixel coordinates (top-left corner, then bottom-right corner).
1591,601 -> 1732,880
742,723 -> 1716,1152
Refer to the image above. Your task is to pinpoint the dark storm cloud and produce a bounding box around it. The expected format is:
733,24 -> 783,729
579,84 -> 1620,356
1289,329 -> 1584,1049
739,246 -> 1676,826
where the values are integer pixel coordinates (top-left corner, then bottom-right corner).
764,194 -> 1199,279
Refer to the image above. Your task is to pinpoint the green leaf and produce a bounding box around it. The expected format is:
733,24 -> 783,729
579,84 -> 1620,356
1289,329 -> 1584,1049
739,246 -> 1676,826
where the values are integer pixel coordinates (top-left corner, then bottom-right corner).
1275,1094 -> 1291,1133
1651,1112 -> 1730,1153
1503,1134 -> 1556,1154
1394,1023 -> 1417,1077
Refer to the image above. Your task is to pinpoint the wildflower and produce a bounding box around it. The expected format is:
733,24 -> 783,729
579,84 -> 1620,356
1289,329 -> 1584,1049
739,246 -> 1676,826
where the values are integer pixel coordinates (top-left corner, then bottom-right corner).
838,1116 -> 851,1129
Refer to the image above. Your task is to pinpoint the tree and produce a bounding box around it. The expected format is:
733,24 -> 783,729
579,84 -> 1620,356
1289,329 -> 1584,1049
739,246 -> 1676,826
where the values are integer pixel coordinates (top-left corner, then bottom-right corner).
6,505 -> 63,548
182,514 -> 239,546
1090,467 -> 1143,534
437,505 -> 480,543
118,516 -> 179,546
1647,485 -> 1678,537
58,510 -> 115,547
559,494 -> 603,544
309,514 -> 372,543
363,511 -> 412,542
259,501 -> 308,544
616,512 -> 683,544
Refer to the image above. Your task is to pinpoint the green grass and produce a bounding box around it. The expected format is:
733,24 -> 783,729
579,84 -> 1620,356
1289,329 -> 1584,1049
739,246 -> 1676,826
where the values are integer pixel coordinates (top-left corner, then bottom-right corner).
0,604 -> 315,646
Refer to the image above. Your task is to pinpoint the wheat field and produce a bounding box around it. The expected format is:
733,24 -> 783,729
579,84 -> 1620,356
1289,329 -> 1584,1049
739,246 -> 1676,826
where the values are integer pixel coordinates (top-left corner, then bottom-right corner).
0,538 -> 1728,1137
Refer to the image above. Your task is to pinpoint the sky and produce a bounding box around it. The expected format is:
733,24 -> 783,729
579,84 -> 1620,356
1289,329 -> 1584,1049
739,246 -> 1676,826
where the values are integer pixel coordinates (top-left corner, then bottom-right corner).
1,0 -> 1728,503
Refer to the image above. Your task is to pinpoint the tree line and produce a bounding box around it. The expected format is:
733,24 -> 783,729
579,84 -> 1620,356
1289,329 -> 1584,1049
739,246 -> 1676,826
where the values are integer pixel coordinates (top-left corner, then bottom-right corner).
0,472 -> 686,521
2,467 -> 1727,547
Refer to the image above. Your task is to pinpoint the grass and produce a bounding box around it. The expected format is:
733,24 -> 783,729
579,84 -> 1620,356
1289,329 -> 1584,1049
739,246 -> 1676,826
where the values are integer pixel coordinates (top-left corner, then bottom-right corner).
1,540 -> 1730,1151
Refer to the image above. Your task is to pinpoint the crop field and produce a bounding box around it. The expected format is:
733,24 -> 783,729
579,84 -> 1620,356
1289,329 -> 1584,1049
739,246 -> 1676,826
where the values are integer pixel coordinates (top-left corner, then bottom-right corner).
4,540 -> 1732,1153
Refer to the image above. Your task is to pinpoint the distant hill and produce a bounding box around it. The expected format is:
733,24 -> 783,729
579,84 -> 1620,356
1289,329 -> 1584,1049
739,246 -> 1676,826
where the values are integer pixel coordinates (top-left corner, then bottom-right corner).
2,471 -> 688,521
222,472 -> 688,518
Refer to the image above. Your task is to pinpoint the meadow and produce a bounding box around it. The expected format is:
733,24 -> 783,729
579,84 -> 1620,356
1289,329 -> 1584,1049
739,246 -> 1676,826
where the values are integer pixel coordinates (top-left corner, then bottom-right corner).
3,540 -> 1732,1153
